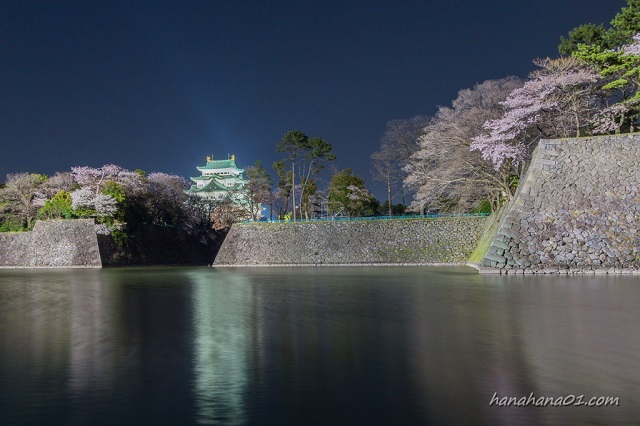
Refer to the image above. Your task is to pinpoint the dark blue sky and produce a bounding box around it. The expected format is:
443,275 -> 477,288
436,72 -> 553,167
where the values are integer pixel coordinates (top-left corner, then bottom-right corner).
1,0 -> 626,199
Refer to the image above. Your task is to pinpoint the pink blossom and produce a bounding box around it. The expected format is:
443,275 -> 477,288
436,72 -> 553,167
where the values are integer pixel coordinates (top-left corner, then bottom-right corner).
95,224 -> 111,235
70,187 -> 117,217
471,58 -> 599,169
147,172 -> 188,200
94,193 -> 117,216
71,164 -> 146,195
71,187 -> 95,210
591,103 -> 629,134
623,32 -> 640,56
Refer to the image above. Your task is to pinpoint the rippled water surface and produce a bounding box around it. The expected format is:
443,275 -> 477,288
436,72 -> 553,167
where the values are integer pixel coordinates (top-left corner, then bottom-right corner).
0,266 -> 639,425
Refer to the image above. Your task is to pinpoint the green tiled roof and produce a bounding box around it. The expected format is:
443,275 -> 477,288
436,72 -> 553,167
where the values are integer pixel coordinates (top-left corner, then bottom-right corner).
197,159 -> 244,173
189,174 -> 247,184
187,178 -> 244,193
187,156 -> 248,199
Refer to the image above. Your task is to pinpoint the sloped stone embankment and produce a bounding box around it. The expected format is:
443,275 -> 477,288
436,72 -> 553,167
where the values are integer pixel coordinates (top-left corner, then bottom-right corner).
483,134 -> 640,274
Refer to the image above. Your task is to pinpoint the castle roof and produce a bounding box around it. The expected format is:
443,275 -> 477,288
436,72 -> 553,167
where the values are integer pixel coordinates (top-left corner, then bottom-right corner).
187,178 -> 244,193
186,155 -> 250,205
189,173 -> 247,183
197,159 -> 244,173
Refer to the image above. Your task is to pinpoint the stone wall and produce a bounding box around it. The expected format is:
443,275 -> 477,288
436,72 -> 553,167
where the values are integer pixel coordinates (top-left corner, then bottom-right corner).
483,134 -> 640,274
97,225 -> 223,267
0,219 -> 222,268
213,217 -> 487,266
0,219 -> 101,268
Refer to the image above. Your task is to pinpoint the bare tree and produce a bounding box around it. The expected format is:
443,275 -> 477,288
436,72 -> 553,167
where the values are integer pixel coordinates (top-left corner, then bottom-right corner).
271,188 -> 290,220
210,199 -> 248,230
272,160 -> 292,218
371,116 -> 429,215
40,172 -> 75,197
371,144 -> 400,216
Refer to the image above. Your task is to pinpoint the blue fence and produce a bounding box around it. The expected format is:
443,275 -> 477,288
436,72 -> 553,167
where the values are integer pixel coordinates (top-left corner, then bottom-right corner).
244,212 -> 490,224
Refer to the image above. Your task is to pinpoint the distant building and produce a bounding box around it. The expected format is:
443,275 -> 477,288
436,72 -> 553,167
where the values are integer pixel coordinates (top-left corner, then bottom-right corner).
186,155 -> 248,201
186,155 -> 261,220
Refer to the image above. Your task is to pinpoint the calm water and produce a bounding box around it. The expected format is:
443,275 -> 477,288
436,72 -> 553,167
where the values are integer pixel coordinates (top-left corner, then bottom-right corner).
0,266 -> 638,425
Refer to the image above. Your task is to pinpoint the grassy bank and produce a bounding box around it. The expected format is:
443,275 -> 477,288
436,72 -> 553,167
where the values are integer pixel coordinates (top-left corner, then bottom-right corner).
467,207 -> 507,265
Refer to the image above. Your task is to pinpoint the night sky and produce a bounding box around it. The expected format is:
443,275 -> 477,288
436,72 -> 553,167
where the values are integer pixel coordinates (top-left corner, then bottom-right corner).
1,1 -> 626,199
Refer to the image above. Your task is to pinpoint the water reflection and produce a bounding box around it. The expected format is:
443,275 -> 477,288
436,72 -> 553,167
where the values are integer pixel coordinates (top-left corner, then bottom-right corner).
67,273 -> 117,423
477,275 -> 640,425
190,270 -> 254,425
241,267 -> 439,424
0,268 -> 198,424
0,267 -> 638,425
0,270 -> 74,422
102,268 -> 196,423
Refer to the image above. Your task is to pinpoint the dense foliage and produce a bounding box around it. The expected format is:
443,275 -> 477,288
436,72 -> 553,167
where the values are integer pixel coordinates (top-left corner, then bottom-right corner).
274,131 -> 336,220
0,165 -> 215,243
269,130 -> 386,220
327,169 -> 378,217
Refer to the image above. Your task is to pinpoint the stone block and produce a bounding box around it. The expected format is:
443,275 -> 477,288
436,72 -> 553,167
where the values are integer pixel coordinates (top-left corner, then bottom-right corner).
538,158 -> 557,166
493,240 -> 510,250
484,252 -> 507,264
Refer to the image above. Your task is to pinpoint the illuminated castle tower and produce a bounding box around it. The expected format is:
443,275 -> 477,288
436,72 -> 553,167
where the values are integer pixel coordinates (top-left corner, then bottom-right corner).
186,154 -> 248,201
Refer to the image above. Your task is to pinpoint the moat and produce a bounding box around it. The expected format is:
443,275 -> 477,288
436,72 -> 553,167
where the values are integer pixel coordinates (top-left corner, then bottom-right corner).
0,266 -> 638,424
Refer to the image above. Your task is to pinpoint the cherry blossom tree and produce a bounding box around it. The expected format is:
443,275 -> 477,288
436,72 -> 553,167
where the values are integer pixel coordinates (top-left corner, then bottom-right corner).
71,164 -> 146,196
404,77 -> 523,213
624,31 -> 640,55
1,162 -> 225,243
209,200 -> 247,230
145,172 -> 189,226
69,164 -> 149,237
471,58 -> 600,170
70,187 -> 120,234
68,166 -> 137,235
0,173 -> 47,229
33,172 -> 76,206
